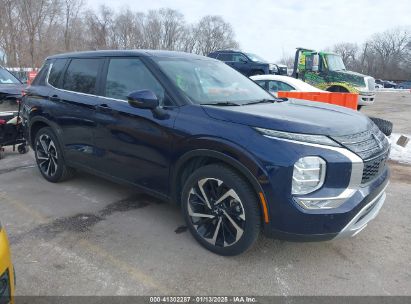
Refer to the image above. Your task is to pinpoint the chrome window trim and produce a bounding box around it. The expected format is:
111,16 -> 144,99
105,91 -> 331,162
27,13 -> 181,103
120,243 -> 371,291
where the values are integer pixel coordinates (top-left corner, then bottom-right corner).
262,135 -> 364,201
45,58 -> 172,106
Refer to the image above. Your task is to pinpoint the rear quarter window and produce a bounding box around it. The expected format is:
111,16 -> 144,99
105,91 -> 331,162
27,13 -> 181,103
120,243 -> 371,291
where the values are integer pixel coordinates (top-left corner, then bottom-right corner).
31,62 -> 50,86
48,59 -> 68,88
62,58 -> 102,94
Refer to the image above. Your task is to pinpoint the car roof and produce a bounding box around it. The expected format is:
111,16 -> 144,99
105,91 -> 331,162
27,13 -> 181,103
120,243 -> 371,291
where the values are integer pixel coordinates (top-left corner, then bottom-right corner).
250,75 -> 325,92
47,50 -> 209,60
209,50 -> 243,53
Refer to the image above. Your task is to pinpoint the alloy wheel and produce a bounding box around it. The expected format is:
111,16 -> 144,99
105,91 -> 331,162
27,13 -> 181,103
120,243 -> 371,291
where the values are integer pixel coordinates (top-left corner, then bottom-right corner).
187,178 -> 246,247
36,134 -> 58,177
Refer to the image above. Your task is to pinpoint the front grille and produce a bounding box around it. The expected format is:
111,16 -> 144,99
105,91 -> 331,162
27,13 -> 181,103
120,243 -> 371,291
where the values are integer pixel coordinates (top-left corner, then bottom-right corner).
362,153 -> 389,183
332,123 -> 390,184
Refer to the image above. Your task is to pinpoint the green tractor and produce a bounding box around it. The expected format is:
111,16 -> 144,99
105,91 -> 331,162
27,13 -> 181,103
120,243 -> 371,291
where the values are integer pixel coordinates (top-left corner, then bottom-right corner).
292,48 -> 376,109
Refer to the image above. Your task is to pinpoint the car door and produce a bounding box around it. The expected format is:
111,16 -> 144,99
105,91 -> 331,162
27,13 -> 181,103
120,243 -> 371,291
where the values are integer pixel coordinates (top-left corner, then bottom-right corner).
93,57 -> 178,195
231,53 -> 251,75
48,57 -> 105,167
216,53 -> 235,69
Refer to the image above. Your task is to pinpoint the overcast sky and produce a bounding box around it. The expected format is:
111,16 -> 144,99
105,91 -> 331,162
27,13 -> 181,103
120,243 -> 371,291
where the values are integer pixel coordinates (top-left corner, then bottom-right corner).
87,0 -> 410,63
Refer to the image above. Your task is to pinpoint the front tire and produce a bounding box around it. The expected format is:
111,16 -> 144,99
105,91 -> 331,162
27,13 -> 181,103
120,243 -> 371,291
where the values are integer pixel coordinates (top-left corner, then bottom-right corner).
34,127 -> 75,182
181,164 -> 261,256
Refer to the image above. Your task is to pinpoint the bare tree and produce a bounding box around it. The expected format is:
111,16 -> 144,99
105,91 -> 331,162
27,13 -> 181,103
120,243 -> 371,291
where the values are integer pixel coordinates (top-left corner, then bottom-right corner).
63,0 -> 84,50
84,5 -> 115,49
0,4 -> 239,68
333,42 -> 359,70
194,16 -> 239,55
17,0 -> 57,67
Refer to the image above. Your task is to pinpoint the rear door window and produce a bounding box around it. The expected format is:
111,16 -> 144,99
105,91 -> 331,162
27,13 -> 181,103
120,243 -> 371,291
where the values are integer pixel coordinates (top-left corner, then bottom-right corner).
62,58 -> 102,94
232,53 -> 248,63
216,53 -> 234,62
104,58 -> 165,104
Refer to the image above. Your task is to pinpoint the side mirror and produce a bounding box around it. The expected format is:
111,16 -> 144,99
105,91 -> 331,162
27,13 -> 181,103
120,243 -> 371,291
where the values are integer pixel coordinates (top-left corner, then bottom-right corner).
127,90 -> 159,110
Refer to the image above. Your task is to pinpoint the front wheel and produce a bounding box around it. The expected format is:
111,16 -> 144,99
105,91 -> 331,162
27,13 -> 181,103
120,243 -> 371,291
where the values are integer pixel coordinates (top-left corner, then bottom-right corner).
181,164 -> 261,256
34,127 -> 75,182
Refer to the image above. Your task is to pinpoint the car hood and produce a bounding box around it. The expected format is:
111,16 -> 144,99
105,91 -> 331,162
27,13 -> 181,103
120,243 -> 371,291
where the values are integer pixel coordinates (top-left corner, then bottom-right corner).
330,70 -> 369,88
202,99 -> 371,136
0,83 -> 26,96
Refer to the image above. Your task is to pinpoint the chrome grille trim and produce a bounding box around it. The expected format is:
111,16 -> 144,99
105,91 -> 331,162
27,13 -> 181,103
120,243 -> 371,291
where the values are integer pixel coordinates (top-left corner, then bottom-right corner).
332,122 -> 390,184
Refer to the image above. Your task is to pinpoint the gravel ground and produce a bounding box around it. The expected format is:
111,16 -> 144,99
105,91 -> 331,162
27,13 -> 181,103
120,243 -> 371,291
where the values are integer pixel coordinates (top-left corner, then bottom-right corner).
0,92 -> 410,296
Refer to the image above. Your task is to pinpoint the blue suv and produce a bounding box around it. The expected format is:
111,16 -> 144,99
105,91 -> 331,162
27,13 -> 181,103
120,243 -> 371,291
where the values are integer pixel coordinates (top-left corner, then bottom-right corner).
208,50 -> 278,76
23,50 -> 390,256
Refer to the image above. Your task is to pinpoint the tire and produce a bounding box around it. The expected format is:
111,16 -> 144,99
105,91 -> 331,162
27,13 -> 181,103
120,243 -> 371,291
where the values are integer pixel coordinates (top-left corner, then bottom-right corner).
18,144 -> 29,154
369,117 -> 393,136
34,127 -> 75,182
181,164 -> 261,256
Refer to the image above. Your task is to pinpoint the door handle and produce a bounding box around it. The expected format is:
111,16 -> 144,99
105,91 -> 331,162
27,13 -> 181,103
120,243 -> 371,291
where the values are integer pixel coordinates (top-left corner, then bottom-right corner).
95,104 -> 114,113
49,94 -> 60,102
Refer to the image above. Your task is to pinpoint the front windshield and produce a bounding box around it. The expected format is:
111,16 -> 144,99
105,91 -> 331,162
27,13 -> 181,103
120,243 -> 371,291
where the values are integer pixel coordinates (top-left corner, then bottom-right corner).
326,54 -> 346,71
0,68 -> 21,84
245,53 -> 267,63
155,58 -> 273,105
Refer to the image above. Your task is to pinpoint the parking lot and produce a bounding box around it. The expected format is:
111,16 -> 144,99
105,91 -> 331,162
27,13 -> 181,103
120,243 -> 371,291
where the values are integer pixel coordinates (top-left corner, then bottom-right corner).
0,91 -> 410,296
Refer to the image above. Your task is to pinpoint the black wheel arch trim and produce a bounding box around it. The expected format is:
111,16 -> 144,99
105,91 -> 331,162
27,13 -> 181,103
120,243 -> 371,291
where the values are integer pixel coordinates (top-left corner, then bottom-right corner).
171,148 -> 271,222
28,116 -> 64,149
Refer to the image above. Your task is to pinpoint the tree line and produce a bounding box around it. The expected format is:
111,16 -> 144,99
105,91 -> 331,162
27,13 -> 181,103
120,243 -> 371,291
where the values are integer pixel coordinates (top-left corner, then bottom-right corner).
0,0 -> 239,68
331,28 -> 410,81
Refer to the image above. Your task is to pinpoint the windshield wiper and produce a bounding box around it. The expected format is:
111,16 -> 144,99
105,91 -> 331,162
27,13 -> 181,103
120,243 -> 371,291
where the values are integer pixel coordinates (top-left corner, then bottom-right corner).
201,102 -> 241,106
243,99 -> 277,105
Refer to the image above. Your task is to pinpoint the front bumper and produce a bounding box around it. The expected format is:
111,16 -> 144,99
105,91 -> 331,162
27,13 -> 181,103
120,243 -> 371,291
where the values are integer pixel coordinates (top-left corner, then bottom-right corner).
0,229 -> 14,304
250,133 -> 390,241
336,182 -> 387,238
263,173 -> 389,241
358,93 -> 375,106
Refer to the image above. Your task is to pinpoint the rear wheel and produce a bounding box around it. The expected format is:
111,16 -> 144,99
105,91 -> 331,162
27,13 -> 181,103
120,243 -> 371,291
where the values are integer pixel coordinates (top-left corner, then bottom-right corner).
181,164 -> 261,256
34,127 -> 75,182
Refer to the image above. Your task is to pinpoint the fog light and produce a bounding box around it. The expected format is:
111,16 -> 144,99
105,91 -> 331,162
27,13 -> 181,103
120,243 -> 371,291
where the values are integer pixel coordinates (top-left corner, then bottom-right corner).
294,198 -> 345,209
292,156 -> 326,195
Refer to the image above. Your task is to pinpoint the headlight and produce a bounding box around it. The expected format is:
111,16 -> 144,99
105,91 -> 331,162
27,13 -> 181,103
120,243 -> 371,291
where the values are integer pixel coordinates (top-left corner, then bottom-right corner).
254,127 -> 340,147
292,156 -> 326,195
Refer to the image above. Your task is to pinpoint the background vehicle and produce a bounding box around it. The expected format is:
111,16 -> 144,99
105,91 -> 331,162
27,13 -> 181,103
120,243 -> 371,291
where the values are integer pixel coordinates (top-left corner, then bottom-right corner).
0,222 -> 15,304
251,74 -> 324,96
23,50 -> 389,256
376,79 -> 397,89
291,48 -> 376,109
0,67 -> 25,106
396,81 -> 411,89
208,50 -> 283,76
